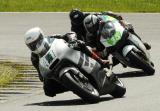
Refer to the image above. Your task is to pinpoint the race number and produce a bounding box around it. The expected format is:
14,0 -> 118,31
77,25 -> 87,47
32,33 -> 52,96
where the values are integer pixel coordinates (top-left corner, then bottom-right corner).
45,50 -> 56,65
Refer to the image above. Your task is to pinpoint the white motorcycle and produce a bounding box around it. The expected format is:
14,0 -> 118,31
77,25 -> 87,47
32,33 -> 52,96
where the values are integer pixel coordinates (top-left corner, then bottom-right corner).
38,35 -> 126,103
100,20 -> 155,75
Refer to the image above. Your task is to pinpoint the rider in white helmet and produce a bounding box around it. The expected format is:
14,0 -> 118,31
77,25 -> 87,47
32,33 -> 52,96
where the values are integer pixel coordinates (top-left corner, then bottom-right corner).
25,27 -> 109,97
25,27 -> 50,56
25,27 -> 75,81
25,27 -> 76,97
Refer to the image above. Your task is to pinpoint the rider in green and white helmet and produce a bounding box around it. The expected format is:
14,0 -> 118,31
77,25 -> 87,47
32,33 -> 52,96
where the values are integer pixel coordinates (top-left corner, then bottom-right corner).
83,14 -> 151,66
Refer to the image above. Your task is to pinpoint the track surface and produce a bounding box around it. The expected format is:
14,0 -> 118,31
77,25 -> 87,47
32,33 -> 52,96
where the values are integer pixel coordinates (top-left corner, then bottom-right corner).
0,13 -> 160,111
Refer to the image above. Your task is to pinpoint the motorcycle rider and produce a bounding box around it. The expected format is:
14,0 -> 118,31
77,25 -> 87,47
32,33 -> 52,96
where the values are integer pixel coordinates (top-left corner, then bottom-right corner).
83,14 -> 151,65
69,9 -> 149,57
24,27 -> 109,97
69,9 -> 125,42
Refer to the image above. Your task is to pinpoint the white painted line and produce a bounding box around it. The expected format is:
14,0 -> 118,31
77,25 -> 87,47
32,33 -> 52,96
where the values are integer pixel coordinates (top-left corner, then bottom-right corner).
0,12 -> 159,14
0,12 -> 69,14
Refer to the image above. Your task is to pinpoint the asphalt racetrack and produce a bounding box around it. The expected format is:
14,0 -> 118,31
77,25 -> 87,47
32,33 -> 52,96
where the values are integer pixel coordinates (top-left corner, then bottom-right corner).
0,13 -> 160,111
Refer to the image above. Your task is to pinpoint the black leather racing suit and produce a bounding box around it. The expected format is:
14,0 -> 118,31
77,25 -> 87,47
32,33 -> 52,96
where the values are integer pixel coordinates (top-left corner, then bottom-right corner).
71,13 -> 89,41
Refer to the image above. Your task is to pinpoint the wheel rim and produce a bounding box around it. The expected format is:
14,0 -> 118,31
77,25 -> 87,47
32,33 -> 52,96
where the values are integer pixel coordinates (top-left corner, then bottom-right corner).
72,74 -> 98,95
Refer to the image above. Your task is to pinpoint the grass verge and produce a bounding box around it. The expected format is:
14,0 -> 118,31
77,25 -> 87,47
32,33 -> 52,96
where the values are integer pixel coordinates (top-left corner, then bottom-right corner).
0,0 -> 160,12
0,63 -> 19,86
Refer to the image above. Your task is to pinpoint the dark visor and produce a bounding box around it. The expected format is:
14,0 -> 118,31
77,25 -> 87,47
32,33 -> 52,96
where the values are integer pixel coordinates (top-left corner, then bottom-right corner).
27,34 -> 43,51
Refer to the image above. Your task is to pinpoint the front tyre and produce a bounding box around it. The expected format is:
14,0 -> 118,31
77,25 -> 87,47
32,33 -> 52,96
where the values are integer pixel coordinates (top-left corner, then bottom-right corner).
127,51 -> 155,75
61,72 -> 100,103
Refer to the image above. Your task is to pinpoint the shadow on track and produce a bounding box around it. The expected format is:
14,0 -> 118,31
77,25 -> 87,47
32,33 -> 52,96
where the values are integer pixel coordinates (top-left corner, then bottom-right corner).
25,96 -> 114,106
116,70 -> 153,78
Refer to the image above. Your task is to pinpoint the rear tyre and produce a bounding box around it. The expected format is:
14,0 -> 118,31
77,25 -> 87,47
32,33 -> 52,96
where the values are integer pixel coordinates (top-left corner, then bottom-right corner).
110,78 -> 126,98
127,51 -> 155,75
61,72 -> 100,103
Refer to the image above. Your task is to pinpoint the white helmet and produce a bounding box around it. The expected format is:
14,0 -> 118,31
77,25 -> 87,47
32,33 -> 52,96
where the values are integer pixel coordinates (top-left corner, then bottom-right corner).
24,27 -> 50,56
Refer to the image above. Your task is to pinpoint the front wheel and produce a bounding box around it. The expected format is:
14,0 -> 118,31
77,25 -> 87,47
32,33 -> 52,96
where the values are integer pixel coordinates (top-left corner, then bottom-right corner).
127,51 -> 155,75
61,72 -> 100,103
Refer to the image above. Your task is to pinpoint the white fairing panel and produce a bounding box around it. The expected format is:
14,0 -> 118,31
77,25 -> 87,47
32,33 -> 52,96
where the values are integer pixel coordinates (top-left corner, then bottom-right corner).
122,45 -> 137,57
39,39 -> 97,76
80,53 -> 98,73
122,34 -> 150,58
128,34 -> 150,58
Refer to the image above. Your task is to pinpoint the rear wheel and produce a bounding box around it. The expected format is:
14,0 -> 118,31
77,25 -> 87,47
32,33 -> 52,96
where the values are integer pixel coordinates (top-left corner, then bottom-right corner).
127,51 -> 155,75
110,77 -> 126,98
61,72 -> 100,103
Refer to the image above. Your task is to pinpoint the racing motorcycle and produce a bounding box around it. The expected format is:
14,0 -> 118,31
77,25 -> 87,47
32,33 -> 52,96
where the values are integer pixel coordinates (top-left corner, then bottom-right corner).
38,35 -> 126,103
100,19 -> 155,75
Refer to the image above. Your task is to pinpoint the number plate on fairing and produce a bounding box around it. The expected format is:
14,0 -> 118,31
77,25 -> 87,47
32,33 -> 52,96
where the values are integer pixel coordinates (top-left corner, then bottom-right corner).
45,50 -> 56,65
42,50 -> 57,68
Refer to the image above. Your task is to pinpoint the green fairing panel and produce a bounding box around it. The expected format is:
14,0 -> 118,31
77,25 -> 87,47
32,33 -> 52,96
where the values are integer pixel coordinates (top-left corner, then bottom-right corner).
101,15 -> 117,23
106,31 -> 122,46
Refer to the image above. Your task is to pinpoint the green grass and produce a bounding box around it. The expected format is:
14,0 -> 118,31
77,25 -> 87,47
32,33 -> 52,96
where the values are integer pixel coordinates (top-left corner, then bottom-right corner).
0,63 -> 18,86
0,61 -> 35,87
0,0 -> 160,12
